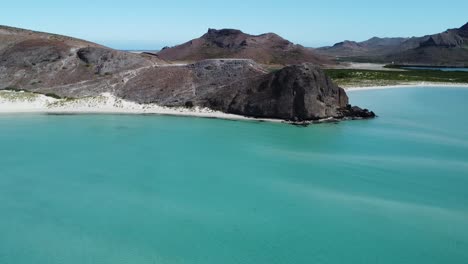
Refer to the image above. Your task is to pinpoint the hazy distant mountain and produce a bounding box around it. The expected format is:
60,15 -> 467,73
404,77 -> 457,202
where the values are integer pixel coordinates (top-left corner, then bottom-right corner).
317,22 -> 468,66
386,22 -> 468,66
157,29 -> 333,65
316,37 -> 410,57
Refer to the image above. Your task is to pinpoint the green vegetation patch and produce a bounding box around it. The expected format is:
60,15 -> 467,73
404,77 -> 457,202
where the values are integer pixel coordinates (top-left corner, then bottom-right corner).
0,90 -> 43,101
325,69 -> 468,87
1,88 -> 69,100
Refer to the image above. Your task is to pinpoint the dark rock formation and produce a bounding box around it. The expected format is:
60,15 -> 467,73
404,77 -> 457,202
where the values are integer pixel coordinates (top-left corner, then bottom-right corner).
338,105 -> 376,119
114,60 -> 358,121
0,25 -> 375,124
220,64 -> 350,121
157,28 -> 333,66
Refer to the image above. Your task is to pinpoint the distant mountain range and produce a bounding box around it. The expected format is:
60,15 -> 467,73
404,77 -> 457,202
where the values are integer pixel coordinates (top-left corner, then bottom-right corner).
157,29 -> 332,65
315,37 -> 410,57
158,23 -> 468,67
316,22 -> 468,66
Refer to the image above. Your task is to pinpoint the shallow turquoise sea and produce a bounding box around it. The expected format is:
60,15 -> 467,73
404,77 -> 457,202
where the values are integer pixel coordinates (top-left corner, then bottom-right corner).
1,87 -> 468,264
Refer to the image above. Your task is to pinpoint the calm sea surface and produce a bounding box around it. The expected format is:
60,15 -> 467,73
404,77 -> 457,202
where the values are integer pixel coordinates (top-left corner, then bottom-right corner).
1,87 -> 468,264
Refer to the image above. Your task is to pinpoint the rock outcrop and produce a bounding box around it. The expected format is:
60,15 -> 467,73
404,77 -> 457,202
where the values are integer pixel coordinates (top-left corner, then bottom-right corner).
0,25 -> 374,123
212,63 -> 351,121
157,28 -> 333,66
111,60 -> 374,122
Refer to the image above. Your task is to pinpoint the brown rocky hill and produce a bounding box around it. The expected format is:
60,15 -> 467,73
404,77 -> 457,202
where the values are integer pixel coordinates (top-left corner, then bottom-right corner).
385,22 -> 468,66
157,29 -> 333,65
0,25 -> 163,95
0,25 -> 373,122
316,37 -> 409,57
317,22 -> 468,66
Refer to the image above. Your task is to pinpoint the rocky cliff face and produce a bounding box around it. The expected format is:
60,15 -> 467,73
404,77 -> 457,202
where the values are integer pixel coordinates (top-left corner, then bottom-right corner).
157,28 -> 333,66
212,63 -> 351,121
0,25 -> 374,123
113,60 -> 355,120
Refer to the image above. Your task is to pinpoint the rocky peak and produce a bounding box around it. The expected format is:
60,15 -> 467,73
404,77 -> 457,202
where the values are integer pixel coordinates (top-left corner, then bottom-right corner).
334,40 -> 362,48
205,29 -> 244,38
259,32 -> 284,40
459,22 -> 468,38
201,29 -> 248,48
361,37 -> 408,47
157,27 -> 332,65
460,22 -> 468,31
420,31 -> 464,48
363,37 -> 383,45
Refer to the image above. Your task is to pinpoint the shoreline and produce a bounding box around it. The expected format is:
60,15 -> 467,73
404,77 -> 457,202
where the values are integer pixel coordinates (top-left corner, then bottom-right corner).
1,84 -> 467,123
0,91 -> 284,124
345,82 -> 468,92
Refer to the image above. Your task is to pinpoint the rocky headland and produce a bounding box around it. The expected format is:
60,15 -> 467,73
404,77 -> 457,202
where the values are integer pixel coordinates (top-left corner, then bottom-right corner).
0,25 -> 375,124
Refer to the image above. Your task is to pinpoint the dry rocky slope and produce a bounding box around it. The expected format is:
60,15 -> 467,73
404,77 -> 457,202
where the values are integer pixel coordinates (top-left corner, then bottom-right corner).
385,22 -> 468,66
316,37 -> 410,57
317,22 -> 468,66
0,25 -> 374,123
157,29 -> 333,66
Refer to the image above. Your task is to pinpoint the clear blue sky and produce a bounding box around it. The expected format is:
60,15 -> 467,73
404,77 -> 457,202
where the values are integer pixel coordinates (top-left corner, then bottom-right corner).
2,0 -> 467,50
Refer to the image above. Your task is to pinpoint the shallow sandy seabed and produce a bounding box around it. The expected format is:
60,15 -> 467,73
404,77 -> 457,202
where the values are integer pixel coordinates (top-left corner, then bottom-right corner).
345,82 -> 468,91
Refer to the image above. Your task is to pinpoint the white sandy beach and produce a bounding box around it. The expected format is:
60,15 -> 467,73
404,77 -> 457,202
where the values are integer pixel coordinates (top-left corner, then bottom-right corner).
1,84 -> 467,122
0,90 -> 282,123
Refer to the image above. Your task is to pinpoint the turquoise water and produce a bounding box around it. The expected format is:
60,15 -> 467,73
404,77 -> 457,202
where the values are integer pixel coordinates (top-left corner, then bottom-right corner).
402,66 -> 468,72
1,87 -> 468,264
